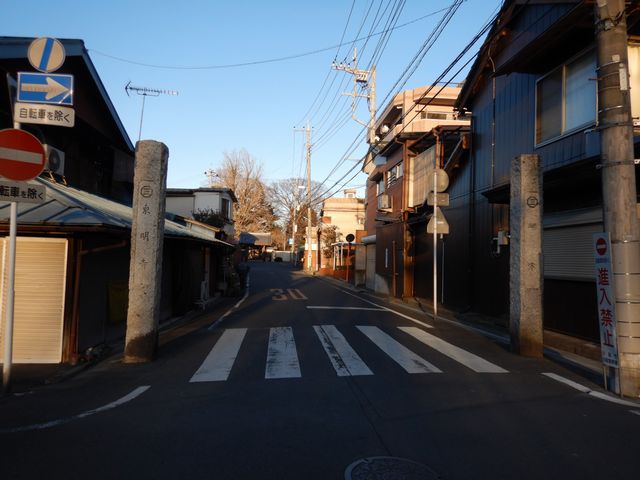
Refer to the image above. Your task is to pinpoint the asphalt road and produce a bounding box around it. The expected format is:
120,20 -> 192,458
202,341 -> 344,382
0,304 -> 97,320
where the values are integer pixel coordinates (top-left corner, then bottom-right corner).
1,261 -> 639,479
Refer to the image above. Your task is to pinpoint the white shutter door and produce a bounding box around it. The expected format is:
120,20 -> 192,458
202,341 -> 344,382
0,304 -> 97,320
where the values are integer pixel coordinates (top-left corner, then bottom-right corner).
0,237 -> 68,363
543,223 -> 602,281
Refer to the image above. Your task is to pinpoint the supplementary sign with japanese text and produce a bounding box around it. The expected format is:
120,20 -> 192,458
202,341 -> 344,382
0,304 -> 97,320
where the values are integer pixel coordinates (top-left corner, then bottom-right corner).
14,102 -> 75,128
0,180 -> 45,204
593,233 -> 619,368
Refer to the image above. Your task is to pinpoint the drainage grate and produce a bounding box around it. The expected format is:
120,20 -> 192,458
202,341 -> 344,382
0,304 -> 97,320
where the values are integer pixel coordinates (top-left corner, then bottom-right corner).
345,456 -> 441,480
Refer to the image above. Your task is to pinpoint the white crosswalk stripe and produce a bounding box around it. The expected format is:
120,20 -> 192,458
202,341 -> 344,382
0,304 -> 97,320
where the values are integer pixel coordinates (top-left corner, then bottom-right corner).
191,325 -> 506,382
356,326 -> 442,374
265,327 -> 301,379
398,326 -> 508,373
190,328 -> 247,382
314,325 -> 373,376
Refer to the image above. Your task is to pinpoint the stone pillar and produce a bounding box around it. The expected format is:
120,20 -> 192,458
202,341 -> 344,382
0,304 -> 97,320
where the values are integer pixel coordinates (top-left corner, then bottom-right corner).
124,141 -> 169,363
510,154 -> 543,357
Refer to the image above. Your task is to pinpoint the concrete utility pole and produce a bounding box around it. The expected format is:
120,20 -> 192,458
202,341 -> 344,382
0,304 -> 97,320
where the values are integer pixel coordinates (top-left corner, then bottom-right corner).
332,49 -> 377,145
595,0 -> 640,397
305,122 -> 313,272
124,140 -> 169,363
509,154 -> 543,357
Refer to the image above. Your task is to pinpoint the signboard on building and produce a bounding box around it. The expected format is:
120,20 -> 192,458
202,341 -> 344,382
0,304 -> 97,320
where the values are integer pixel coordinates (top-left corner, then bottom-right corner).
593,232 -> 620,368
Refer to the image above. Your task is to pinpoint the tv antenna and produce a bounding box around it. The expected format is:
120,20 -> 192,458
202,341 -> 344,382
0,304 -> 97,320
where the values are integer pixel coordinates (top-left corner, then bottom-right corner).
125,81 -> 179,142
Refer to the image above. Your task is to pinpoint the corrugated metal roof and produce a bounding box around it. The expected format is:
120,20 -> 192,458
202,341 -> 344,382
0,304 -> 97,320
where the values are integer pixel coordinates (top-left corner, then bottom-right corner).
0,178 -> 233,248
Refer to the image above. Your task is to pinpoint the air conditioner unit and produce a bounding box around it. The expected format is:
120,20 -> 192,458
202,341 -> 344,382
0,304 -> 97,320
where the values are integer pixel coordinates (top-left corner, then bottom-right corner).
43,144 -> 65,176
377,193 -> 391,211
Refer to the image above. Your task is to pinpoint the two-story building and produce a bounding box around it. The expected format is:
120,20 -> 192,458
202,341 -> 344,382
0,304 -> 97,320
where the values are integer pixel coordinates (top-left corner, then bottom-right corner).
0,37 -> 232,364
320,188 -> 365,267
166,187 -> 238,240
363,84 -> 468,295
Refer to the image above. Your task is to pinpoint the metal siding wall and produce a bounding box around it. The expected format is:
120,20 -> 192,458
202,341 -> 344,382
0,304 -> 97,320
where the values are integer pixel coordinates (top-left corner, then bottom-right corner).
441,193 -> 471,309
498,4 -> 576,69
496,74 -> 537,184
0,238 -> 67,363
536,131 -> 589,170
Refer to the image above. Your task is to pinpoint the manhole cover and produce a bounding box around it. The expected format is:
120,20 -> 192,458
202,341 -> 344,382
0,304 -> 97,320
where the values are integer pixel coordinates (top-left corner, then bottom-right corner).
345,456 -> 441,480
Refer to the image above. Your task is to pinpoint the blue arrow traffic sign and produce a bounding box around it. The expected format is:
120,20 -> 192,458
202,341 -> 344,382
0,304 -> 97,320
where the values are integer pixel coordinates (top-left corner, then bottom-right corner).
17,72 -> 73,106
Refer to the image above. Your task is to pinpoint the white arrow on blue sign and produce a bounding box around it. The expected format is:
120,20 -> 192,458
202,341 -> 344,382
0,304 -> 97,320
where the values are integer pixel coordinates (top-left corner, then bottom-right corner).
17,72 -> 73,106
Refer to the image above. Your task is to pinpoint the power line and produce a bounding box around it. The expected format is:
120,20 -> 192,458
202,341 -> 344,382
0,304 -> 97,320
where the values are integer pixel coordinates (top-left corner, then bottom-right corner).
311,4 -> 500,205
88,9 -> 451,71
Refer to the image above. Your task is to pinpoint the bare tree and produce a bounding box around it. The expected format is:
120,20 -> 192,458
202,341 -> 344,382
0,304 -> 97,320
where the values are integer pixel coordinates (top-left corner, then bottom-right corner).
268,177 -> 322,248
213,149 -> 276,239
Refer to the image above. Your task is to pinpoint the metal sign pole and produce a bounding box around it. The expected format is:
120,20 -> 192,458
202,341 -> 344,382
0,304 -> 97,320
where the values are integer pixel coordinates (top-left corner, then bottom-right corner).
3,116 -> 22,394
433,169 -> 438,320
2,202 -> 17,393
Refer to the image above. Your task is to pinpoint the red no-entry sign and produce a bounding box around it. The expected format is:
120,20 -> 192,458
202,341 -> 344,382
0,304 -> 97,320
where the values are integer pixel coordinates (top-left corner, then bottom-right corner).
0,129 -> 45,181
596,237 -> 607,256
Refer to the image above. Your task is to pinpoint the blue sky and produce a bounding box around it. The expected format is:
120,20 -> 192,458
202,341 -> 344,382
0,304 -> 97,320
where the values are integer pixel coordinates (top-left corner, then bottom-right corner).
2,0 -> 503,196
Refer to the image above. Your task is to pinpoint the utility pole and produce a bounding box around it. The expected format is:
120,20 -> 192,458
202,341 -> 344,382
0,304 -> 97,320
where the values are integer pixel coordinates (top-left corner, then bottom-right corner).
204,168 -> 219,187
305,121 -> 313,273
332,49 -> 377,145
595,0 -> 640,397
294,123 -> 313,272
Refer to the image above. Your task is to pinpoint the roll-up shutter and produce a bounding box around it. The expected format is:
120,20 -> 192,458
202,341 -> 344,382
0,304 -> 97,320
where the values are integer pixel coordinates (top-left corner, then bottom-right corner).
0,237 -> 68,363
543,223 -> 602,281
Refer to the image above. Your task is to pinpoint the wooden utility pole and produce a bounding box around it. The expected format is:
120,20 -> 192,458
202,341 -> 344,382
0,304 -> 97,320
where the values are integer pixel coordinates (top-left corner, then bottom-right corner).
595,0 -> 640,397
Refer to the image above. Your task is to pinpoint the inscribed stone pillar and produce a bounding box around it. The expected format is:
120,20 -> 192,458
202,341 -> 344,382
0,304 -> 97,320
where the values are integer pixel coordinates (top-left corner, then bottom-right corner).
124,140 -> 169,363
510,154 -> 543,357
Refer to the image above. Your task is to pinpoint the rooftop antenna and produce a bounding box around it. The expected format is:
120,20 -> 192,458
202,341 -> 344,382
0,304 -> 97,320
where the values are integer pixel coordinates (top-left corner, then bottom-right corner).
125,81 -> 179,142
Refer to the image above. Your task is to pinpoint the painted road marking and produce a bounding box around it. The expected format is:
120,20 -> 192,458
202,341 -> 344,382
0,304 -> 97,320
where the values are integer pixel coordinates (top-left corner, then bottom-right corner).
542,372 -> 640,408
314,325 -> 373,376
357,326 -> 441,374
265,327 -> 301,379
307,306 -> 385,311
0,386 -> 150,433
271,288 -> 307,301
190,329 -> 247,382
208,274 -> 250,330
398,326 -> 508,373
336,287 -> 433,328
